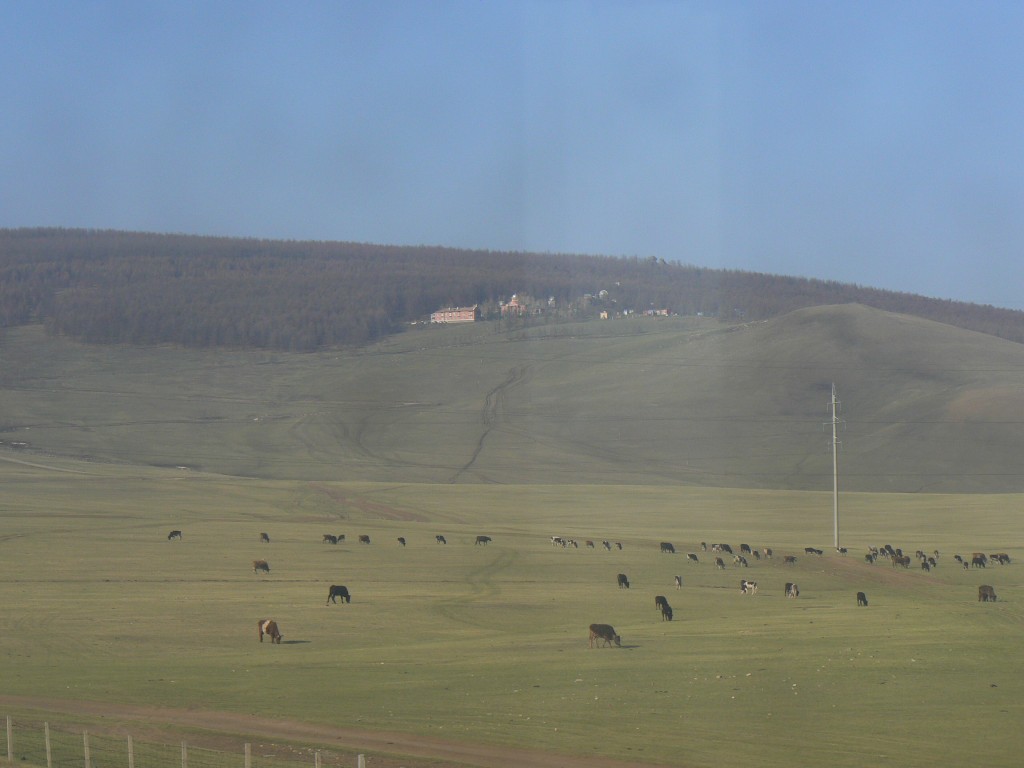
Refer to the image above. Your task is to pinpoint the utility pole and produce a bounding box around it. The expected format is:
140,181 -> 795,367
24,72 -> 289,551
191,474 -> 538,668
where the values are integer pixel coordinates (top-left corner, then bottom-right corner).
828,383 -> 841,549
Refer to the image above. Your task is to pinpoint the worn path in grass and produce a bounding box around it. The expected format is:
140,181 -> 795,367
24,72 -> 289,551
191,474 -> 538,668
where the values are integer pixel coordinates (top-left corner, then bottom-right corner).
0,695 -> 670,768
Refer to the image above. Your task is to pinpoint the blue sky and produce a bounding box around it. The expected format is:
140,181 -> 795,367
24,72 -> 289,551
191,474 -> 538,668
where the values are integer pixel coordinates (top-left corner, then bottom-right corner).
3,1 -> 1023,310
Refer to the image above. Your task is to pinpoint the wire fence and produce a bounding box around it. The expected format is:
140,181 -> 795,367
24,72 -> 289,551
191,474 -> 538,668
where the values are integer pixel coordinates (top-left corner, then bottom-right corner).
1,717 -> 367,768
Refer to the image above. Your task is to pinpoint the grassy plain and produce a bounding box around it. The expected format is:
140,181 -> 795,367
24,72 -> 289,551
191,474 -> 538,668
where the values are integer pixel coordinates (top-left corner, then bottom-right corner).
1,459 -> 1022,767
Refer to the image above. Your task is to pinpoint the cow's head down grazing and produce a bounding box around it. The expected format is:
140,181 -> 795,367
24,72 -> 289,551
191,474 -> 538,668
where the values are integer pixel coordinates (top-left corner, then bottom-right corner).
258,619 -> 282,644
588,623 -> 621,648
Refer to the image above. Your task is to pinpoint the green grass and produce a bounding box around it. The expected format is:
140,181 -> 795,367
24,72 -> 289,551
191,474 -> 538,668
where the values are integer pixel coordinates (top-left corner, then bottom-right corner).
2,462 -> 1022,767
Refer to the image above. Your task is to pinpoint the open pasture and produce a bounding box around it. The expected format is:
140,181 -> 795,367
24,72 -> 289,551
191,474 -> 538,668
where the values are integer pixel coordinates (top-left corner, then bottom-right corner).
1,463 -> 1022,767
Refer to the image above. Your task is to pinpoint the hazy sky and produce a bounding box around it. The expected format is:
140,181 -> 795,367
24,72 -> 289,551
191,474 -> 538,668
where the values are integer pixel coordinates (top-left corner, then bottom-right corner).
3,1 -> 1023,309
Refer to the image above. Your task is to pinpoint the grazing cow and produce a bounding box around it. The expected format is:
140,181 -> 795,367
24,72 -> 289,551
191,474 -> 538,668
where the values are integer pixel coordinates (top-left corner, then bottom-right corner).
785,582 -> 799,598
259,532 -> 270,543
589,623 -> 621,648
719,544 -> 734,555
783,555 -> 797,565
740,579 -> 757,595
586,540 -> 595,548
660,604 -> 674,621
437,535 -> 447,544
397,536 -> 406,546
660,542 -> 676,554
336,534 -> 346,542
894,555 -> 912,568
864,553 -> 876,564
740,543 -> 752,555
994,553 -> 1011,565
804,547 -> 823,556
734,555 -> 748,567
323,534 -> 338,544
674,575 -> 683,589
856,591 -> 868,606
837,547 -> 848,555
687,553 -> 699,564
603,540 -> 612,551
920,560 -> 931,572
617,573 -> 630,589
358,534 -> 371,544
326,584 -> 352,604
978,585 -> 997,602
253,559 -> 270,574
700,542 -> 708,551
615,542 -> 623,550
475,535 -> 492,545
258,619 -> 282,644
972,552 -> 988,566
714,557 -> 726,570
763,547 -> 773,560
167,530 -> 182,541
655,595 -> 669,611
971,555 -> 987,569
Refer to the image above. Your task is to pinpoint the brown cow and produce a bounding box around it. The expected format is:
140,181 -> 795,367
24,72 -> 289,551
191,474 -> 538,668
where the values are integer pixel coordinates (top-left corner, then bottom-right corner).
588,623 -> 621,648
978,585 -> 997,602
253,559 -> 270,574
258,618 -> 282,643
259,532 -> 270,543
358,534 -> 371,544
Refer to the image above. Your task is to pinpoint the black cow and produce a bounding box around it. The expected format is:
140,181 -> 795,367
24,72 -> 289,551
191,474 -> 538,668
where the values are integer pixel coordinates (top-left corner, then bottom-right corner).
259,532 -> 270,543
659,542 -> 676,554
655,595 -> 669,611
475,535 -> 492,545
740,543 -> 752,555
436,535 -> 447,544
804,547 -> 823,556
253,559 -> 270,574
323,534 -> 338,544
714,557 -> 725,569
856,591 -> 868,606
617,573 -> 630,589
326,585 -> 352,604
397,536 -> 406,546
971,555 -> 987,569
167,530 -> 182,541
978,585 -> 997,602
589,623 -> 621,648
660,604 -> 673,621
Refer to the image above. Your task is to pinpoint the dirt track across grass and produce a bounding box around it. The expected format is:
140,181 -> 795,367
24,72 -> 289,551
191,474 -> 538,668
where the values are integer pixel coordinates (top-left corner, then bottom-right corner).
0,696 -> 669,768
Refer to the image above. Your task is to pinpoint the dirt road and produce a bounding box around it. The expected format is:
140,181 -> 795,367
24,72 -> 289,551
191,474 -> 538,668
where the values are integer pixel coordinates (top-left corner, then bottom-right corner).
0,695 -> 668,768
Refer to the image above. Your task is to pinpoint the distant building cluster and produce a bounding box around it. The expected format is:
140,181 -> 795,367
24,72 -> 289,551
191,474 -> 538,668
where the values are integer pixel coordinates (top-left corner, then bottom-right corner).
430,305 -> 479,324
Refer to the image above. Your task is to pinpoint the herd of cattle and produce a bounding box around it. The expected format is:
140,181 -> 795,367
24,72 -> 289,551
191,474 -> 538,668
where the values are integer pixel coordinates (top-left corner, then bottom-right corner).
166,529 -> 1006,649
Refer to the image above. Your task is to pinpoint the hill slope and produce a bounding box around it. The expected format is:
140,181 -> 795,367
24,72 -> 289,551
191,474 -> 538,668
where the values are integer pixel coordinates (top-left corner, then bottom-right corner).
2,304 -> 1022,492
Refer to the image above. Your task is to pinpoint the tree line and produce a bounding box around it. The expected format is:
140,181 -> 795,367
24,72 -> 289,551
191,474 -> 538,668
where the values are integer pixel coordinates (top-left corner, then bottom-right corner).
2,227 -> 1023,351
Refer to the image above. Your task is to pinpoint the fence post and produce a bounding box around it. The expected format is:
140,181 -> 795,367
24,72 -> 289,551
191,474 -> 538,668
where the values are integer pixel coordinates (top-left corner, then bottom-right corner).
181,742 -> 187,768
6,716 -> 12,763
244,743 -> 251,768
45,722 -> 52,768
83,731 -> 90,768
127,735 -> 134,768
356,755 -> 365,768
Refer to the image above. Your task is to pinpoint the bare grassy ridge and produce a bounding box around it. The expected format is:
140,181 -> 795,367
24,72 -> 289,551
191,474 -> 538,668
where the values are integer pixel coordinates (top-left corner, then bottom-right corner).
3,304 -> 1024,492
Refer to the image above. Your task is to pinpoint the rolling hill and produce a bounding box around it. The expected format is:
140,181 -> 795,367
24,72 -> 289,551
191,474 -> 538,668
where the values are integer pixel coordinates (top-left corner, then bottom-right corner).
2,303 -> 1021,493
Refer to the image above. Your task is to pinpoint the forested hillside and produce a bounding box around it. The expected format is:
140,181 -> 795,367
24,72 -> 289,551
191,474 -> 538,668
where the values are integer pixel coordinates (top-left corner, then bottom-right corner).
2,227 -> 1023,351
